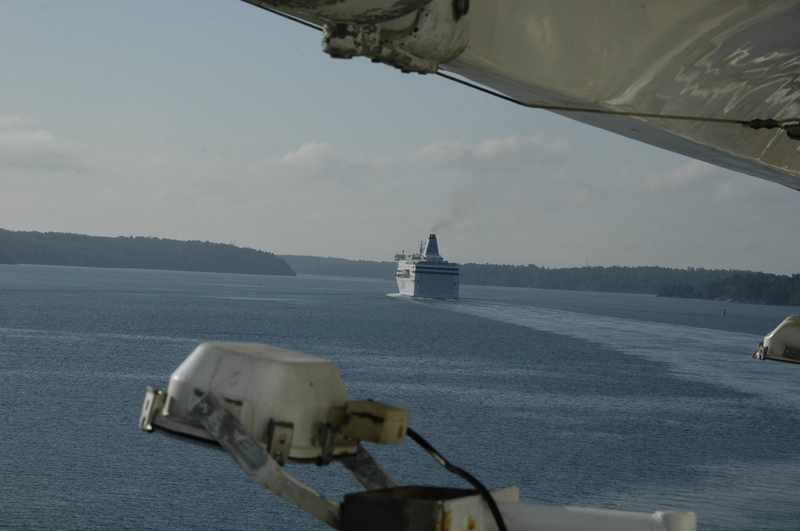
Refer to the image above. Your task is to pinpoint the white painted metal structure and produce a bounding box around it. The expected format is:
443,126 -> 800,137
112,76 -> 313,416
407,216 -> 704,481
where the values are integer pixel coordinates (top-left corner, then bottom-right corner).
242,0 -> 800,190
754,315 -> 800,364
155,342 -> 359,460
141,343 -> 697,531
395,233 -> 460,299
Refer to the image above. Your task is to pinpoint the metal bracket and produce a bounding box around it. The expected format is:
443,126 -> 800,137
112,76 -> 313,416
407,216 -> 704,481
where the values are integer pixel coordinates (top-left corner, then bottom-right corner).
753,341 -> 800,363
316,421 -> 338,466
139,386 -> 166,433
340,444 -> 399,491
753,341 -> 766,360
190,392 -> 342,529
322,22 -> 439,74
266,420 -> 294,465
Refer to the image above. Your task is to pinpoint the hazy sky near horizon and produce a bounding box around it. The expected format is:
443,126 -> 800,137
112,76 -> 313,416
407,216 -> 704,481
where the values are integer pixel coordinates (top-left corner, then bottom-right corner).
2,1 -> 799,274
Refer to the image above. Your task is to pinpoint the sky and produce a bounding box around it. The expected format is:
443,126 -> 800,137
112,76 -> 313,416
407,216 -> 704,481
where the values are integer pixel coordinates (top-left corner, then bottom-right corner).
1,1 -> 799,274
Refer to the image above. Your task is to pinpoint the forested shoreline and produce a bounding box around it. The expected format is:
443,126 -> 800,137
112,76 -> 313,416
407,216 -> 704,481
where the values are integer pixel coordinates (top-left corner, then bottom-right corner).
0,230 -> 295,276
281,255 -> 395,279
658,272 -> 800,306
3,232 -> 797,305
283,255 -> 799,306
459,264 -> 738,294
466,265 -> 800,305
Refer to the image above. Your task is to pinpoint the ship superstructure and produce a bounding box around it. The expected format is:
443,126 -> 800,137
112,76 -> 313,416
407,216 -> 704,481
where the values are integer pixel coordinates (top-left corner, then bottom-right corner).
394,234 -> 459,299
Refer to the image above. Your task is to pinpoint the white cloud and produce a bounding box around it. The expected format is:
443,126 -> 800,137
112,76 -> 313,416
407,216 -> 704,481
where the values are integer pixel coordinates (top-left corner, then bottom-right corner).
410,140 -> 471,165
0,115 -> 81,170
472,135 -> 568,162
247,141 -> 377,184
0,116 -> 32,130
278,141 -> 338,175
642,159 -> 715,192
410,135 -> 569,167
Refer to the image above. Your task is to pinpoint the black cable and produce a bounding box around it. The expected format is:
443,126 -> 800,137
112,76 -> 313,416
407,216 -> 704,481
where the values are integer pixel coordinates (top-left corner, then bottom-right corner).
438,71 -> 742,124
406,427 -> 508,531
437,71 -> 800,137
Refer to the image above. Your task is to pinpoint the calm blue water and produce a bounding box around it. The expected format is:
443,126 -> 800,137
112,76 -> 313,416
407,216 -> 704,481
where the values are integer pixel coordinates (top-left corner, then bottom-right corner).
2,264 -> 799,530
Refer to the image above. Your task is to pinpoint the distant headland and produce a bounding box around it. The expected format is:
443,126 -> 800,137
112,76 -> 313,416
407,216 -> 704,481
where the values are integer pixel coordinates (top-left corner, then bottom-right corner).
0,229 -> 295,276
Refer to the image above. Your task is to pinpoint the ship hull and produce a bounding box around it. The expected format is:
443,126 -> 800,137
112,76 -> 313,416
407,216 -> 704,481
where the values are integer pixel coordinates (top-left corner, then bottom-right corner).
396,261 -> 459,299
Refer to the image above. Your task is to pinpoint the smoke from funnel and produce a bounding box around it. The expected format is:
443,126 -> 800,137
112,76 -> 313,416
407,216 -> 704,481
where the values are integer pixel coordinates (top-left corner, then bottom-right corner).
431,193 -> 474,233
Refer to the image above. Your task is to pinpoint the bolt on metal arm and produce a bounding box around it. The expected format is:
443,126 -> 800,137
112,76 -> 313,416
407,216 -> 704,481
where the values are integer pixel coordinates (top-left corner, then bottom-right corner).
190,392 -> 343,529
340,445 -> 399,491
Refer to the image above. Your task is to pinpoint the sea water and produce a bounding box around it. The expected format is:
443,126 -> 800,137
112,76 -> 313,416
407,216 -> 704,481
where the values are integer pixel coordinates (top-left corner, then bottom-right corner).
1,264 -> 799,530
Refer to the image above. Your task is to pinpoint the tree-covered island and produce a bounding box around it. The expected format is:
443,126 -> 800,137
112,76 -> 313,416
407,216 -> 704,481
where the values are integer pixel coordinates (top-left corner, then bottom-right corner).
0,229 -> 295,276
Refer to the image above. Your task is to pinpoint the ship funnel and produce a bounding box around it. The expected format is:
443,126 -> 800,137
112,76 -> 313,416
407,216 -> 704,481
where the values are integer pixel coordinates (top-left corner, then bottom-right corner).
422,234 -> 443,262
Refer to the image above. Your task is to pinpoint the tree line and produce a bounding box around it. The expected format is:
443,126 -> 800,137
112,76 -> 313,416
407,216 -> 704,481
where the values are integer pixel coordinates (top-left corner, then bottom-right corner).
282,256 -> 796,303
0,229 -> 295,276
658,272 -> 800,306
281,255 -> 396,278
459,264 -> 740,294
5,232 -> 796,305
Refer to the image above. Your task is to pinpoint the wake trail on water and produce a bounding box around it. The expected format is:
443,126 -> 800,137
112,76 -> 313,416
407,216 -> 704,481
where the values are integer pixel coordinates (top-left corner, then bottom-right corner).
434,298 -> 800,411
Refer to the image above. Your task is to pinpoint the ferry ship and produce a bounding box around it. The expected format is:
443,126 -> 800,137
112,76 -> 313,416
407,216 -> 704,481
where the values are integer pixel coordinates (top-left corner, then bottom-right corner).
394,234 -> 459,299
